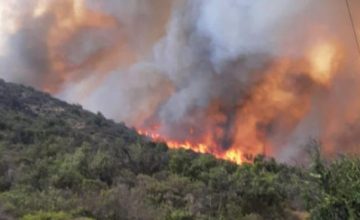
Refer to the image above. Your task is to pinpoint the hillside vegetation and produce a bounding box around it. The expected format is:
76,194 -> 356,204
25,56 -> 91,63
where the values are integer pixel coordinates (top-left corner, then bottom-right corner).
0,79 -> 359,220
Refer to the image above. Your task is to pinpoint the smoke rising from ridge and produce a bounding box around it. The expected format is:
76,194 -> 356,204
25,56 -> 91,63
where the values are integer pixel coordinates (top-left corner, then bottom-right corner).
1,0 -> 360,162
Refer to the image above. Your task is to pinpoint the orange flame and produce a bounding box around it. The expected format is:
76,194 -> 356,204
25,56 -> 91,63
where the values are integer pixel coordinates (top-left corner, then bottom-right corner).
138,129 -> 244,164
137,39 -> 344,164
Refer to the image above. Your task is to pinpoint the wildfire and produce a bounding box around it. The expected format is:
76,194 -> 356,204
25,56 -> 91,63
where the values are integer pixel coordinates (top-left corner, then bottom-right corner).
1,0 -> 357,163
137,40 -> 344,165
138,129 -> 244,164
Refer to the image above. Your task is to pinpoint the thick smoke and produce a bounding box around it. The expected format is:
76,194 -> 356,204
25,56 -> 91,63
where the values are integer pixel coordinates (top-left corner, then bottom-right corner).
1,0 -> 360,162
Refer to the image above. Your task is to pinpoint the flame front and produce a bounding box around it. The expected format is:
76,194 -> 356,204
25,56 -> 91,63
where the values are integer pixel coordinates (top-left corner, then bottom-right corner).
138,39 -> 345,164
138,129 -> 244,164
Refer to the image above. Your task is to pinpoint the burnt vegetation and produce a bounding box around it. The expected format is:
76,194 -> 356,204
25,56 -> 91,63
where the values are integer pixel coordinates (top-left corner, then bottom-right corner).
0,79 -> 359,220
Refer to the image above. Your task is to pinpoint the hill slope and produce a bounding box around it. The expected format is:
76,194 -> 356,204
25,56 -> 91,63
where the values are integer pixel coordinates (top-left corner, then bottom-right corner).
0,79 -> 359,220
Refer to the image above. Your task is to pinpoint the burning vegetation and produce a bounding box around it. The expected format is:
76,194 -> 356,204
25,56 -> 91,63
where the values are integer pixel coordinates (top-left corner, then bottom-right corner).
139,39 -> 344,164
1,0 -> 360,163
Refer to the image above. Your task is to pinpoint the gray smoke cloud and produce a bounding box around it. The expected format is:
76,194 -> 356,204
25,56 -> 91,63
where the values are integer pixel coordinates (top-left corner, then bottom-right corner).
1,0 -> 360,162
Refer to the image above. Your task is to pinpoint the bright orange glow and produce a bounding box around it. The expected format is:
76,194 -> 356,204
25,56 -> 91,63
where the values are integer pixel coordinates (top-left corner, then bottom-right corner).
136,41 -> 344,164
308,41 -> 342,85
138,129 -> 244,164
223,148 -> 244,164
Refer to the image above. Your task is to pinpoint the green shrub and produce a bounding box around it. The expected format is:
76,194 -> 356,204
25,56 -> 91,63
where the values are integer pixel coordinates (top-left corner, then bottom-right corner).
166,210 -> 193,220
21,211 -> 72,220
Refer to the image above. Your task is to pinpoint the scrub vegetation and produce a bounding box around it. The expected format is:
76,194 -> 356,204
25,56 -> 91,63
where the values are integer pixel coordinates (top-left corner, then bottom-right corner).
0,79 -> 359,220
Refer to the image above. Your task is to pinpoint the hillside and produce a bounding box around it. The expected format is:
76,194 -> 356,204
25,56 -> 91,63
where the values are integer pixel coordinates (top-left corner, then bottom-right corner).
0,79 -> 359,220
